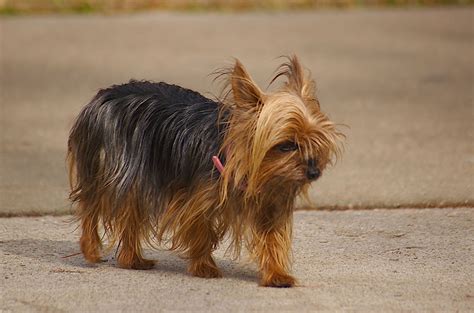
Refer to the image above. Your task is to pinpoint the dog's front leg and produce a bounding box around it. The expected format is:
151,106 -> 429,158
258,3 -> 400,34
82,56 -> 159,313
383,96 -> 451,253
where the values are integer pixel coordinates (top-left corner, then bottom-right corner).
251,212 -> 296,287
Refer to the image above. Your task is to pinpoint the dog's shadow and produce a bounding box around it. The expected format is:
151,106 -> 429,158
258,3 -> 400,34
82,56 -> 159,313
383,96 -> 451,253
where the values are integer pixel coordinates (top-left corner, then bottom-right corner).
0,238 -> 257,283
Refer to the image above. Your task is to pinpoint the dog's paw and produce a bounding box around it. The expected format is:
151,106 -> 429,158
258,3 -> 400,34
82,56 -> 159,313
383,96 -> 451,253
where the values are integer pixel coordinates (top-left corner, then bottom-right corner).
132,258 -> 155,270
119,258 -> 155,270
261,273 -> 296,288
188,263 -> 223,278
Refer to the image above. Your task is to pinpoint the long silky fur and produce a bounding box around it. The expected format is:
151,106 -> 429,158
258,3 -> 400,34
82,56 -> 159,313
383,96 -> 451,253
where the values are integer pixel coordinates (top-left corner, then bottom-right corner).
68,81 -> 226,258
68,55 -> 344,286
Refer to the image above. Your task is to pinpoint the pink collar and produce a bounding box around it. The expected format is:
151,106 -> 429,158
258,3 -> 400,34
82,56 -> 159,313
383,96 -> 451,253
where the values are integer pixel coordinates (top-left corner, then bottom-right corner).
212,156 -> 225,174
212,155 -> 250,192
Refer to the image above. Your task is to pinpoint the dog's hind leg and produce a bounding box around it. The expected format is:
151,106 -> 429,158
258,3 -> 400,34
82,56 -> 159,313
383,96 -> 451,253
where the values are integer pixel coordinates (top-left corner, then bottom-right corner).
116,228 -> 155,270
78,201 -> 103,263
185,216 -> 222,279
115,199 -> 155,270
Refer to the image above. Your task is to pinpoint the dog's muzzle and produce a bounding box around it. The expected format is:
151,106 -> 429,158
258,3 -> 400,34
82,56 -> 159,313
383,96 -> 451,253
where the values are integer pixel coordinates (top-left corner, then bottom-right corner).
306,159 -> 321,181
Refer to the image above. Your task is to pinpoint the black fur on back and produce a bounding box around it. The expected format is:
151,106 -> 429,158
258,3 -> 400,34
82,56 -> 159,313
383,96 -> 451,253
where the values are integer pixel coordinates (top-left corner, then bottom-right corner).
68,80 -> 226,215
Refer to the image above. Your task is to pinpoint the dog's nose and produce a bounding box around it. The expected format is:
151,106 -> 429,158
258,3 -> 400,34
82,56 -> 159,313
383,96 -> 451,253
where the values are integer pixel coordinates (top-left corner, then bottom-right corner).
306,168 -> 321,180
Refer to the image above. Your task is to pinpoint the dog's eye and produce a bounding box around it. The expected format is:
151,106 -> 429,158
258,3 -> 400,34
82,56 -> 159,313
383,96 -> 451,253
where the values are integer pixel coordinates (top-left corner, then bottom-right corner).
278,141 -> 298,152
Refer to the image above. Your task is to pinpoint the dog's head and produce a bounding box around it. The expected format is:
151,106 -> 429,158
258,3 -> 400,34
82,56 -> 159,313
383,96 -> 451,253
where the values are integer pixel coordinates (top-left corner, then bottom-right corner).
218,56 -> 344,201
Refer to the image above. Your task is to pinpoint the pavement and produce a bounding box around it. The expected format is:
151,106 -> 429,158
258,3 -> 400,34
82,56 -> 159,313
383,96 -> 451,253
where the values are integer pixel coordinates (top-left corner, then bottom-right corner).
1,208 -> 473,312
1,7 -> 473,215
1,6 -> 474,312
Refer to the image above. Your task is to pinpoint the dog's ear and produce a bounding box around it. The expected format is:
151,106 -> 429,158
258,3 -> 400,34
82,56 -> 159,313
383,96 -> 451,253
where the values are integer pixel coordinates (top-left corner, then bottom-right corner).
231,60 -> 263,109
272,55 -> 319,109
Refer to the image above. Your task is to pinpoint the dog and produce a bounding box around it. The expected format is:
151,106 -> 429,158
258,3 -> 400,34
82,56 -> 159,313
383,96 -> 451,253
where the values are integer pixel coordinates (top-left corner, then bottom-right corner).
67,55 -> 343,287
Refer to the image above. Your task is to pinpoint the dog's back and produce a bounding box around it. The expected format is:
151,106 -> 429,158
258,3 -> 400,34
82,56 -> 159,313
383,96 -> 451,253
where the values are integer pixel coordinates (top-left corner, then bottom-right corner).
68,80 -> 226,267
68,80 -> 222,208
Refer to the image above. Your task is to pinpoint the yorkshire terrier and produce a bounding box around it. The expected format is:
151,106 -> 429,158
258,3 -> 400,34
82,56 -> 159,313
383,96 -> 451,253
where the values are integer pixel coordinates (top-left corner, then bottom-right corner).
67,55 -> 343,287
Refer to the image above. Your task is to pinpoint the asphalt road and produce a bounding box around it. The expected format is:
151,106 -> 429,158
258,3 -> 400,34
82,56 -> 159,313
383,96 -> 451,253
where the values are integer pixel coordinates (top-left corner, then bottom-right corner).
1,208 -> 473,312
1,8 -> 473,215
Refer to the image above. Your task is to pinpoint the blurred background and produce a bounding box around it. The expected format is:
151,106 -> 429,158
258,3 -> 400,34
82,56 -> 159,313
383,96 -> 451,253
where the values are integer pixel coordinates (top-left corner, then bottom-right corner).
2,0 -> 472,13
0,1 -> 473,216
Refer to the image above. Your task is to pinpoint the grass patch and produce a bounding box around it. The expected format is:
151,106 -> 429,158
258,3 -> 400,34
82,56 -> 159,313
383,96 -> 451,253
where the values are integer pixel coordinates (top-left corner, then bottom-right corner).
1,0 -> 473,15
0,6 -> 19,15
72,2 -> 96,13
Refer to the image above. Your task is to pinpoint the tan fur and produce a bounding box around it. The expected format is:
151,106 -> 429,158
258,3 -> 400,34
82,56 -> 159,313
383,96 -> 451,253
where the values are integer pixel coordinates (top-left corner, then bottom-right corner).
68,55 -> 344,287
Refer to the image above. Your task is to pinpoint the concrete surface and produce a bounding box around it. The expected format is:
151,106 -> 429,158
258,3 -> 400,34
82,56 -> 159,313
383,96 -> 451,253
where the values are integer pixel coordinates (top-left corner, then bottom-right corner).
1,208 -> 473,312
0,8 -> 473,215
